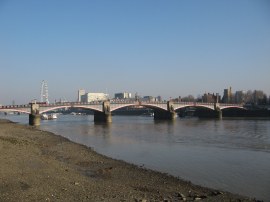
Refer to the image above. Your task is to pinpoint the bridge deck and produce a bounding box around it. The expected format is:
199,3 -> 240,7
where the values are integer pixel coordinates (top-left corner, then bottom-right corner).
0,101 -> 244,114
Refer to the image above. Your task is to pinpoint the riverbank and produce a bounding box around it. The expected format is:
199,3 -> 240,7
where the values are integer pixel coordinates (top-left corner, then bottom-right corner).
0,119 -> 256,201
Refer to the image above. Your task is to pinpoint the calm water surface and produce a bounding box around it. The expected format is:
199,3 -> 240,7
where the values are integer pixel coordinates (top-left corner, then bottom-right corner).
2,114 -> 270,201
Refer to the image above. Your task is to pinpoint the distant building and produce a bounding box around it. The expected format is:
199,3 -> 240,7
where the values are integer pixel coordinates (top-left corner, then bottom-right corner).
78,89 -> 109,102
135,93 -> 140,101
142,96 -> 155,102
78,89 -> 86,102
156,96 -> 162,102
114,92 -> 132,99
202,93 -> 216,103
141,96 -> 161,102
222,87 -> 233,103
81,93 -> 109,102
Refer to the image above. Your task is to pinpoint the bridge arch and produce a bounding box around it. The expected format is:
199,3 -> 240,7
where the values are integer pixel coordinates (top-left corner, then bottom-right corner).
40,105 -> 103,114
174,105 -> 215,111
220,106 -> 246,110
110,103 -> 168,112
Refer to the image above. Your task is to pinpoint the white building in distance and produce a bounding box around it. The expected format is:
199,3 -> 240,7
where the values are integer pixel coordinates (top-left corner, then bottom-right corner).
78,89 -> 86,102
78,89 -> 109,102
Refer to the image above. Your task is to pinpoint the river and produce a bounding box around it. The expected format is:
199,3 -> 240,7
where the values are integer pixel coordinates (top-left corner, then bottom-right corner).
2,114 -> 270,201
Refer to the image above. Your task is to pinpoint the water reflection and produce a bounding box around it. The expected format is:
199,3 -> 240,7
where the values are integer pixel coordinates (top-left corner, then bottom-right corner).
93,123 -> 112,138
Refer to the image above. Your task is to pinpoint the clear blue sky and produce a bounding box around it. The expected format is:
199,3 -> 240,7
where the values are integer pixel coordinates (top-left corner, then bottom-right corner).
0,0 -> 269,104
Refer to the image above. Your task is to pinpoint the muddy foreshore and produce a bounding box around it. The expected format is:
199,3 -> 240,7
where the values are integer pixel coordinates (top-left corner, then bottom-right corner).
0,119 -> 257,201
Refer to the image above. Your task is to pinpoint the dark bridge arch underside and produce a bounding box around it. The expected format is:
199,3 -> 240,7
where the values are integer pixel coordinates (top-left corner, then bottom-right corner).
0,109 -> 30,114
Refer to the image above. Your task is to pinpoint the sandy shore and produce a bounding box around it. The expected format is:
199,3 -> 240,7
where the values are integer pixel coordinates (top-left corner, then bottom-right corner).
0,119 -> 256,201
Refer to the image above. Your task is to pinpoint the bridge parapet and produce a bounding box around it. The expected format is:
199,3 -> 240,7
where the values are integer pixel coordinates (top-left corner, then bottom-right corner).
109,101 -> 168,111
0,104 -> 31,114
38,102 -> 103,113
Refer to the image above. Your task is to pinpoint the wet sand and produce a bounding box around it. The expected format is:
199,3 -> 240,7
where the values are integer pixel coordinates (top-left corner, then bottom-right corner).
0,119 -> 256,201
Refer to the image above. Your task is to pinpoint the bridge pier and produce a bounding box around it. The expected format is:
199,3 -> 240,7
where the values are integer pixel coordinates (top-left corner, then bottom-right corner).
216,109 -> 222,119
29,114 -> 41,126
154,111 -> 176,120
94,101 -> 112,123
94,111 -> 112,123
154,101 -> 176,120
29,102 -> 40,126
214,103 -> 222,119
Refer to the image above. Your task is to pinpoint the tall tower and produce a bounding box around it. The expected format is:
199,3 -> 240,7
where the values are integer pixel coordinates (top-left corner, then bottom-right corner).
40,80 -> 49,103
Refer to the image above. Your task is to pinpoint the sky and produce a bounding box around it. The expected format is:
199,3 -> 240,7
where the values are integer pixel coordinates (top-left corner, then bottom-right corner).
0,0 -> 269,105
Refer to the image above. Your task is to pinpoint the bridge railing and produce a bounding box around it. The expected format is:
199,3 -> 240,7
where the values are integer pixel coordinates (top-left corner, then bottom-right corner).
173,101 -> 215,106
0,104 -> 30,109
173,101 -> 243,106
219,103 -> 243,107
0,101 -> 244,109
38,101 -> 105,107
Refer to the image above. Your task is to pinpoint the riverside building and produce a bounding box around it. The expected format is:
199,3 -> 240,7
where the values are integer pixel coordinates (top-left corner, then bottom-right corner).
78,89 -> 109,102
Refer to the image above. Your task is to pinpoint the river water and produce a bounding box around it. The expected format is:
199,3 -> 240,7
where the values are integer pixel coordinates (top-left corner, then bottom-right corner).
2,114 -> 270,201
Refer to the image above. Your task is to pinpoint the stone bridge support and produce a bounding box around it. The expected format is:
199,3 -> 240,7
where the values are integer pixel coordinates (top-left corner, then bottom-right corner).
94,101 -> 112,123
214,103 -> 222,119
29,102 -> 41,126
154,101 -> 176,120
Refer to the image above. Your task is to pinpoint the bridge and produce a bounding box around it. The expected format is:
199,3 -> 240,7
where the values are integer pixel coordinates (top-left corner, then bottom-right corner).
0,100 -> 244,125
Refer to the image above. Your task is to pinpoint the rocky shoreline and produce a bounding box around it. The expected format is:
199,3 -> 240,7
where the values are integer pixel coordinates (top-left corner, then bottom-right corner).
0,119 -> 257,201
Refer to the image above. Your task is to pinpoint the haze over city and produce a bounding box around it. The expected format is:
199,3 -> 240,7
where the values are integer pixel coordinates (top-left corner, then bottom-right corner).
0,0 -> 269,105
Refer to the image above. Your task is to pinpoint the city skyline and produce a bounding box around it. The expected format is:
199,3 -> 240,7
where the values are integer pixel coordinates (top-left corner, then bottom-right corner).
0,1 -> 270,105
1,83 -> 269,105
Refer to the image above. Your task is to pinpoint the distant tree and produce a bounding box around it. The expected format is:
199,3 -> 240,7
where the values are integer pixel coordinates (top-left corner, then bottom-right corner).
262,94 -> 267,104
196,94 -> 202,102
182,95 -> 195,102
253,90 -> 266,105
231,93 -> 235,104
243,90 -> 268,105
245,90 -> 254,104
